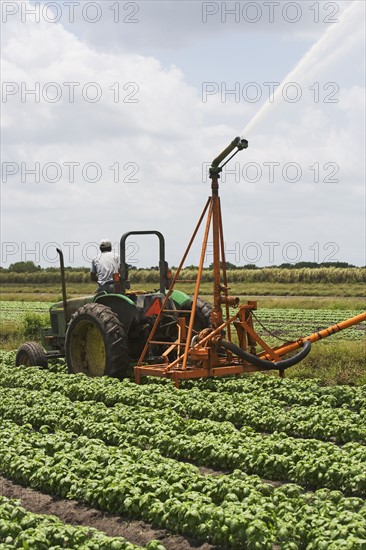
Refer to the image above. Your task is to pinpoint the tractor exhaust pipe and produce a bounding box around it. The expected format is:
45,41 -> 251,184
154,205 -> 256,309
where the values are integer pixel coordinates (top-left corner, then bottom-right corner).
56,248 -> 69,324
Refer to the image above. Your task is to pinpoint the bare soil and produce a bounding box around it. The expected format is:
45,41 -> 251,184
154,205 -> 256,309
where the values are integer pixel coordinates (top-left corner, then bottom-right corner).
0,476 -> 215,550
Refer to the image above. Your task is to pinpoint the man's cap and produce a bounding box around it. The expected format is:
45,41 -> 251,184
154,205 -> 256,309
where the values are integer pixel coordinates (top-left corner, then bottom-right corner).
100,239 -> 112,249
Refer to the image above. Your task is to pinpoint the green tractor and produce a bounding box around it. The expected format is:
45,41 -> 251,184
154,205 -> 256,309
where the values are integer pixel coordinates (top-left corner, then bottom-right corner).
15,231 -> 212,378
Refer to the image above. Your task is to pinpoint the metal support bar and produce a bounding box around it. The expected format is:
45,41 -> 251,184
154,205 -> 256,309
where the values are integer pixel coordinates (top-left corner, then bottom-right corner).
181,201 -> 213,370
136,198 -> 211,367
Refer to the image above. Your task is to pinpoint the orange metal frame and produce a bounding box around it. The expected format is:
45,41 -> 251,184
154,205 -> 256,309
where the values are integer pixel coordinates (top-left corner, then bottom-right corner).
134,142 -> 366,387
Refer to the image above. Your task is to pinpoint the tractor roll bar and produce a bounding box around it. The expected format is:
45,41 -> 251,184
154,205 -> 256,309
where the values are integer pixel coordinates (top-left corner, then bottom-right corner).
120,231 -> 168,295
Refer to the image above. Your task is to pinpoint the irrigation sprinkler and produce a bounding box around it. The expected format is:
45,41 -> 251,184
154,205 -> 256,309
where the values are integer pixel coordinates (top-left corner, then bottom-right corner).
134,138 -> 366,386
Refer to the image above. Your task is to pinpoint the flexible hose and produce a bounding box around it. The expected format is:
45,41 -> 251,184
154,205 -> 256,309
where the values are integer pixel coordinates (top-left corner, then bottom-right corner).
219,339 -> 311,371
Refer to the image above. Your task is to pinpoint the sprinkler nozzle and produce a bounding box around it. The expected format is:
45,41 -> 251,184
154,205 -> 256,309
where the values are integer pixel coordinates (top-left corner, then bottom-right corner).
238,138 -> 248,150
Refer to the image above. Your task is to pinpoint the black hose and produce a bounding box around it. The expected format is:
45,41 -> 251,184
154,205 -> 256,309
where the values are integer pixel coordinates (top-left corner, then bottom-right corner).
219,339 -> 311,372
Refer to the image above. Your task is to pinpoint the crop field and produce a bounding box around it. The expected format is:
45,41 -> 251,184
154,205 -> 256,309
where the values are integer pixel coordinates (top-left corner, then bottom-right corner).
0,299 -> 365,548
0,348 -> 365,549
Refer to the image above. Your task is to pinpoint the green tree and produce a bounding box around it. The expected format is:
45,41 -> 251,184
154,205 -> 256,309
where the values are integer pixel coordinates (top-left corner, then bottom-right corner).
8,261 -> 41,273
208,261 -> 238,270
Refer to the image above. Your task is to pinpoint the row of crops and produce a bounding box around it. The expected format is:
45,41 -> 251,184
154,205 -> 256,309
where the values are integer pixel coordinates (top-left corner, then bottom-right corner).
1,302 -> 365,341
0,351 -> 365,549
0,385 -> 365,493
0,496 -> 160,550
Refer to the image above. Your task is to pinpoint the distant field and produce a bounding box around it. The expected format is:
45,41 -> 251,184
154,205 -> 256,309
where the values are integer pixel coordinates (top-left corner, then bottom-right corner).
1,267 -> 365,284
1,300 -> 364,341
1,281 -> 365,305
0,301 -> 51,319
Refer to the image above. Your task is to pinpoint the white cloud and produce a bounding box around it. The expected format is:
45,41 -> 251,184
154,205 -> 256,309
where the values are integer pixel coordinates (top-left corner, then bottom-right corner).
36,0 -> 355,52
1,0 -> 365,268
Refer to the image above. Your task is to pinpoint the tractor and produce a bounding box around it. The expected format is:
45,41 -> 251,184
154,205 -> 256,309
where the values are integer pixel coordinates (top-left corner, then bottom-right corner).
16,137 -> 366,386
15,231 -> 212,379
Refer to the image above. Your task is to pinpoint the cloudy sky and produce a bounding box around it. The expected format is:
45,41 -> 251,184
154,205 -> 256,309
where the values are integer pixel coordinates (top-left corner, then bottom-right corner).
1,0 -> 365,268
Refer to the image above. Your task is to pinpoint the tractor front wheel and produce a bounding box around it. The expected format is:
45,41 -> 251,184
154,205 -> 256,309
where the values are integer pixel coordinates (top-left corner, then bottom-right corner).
16,342 -> 48,368
65,302 -> 131,378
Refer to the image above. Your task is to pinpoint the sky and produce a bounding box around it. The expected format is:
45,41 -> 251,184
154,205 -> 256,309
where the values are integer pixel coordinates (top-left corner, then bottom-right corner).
1,0 -> 365,269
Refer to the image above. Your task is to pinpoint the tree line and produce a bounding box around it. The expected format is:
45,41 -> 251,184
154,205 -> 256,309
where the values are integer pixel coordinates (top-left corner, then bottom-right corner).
0,260 -> 361,273
0,262 -> 365,284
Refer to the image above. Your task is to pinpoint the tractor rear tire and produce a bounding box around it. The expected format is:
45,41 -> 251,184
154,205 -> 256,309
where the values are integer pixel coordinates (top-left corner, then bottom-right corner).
16,342 -> 48,368
195,298 -> 213,329
65,302 -> 131,379
181,297 -> 212,331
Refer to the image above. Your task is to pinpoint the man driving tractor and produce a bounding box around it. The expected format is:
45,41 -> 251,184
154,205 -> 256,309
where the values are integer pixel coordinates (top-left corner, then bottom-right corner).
90,239 -> 120,293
